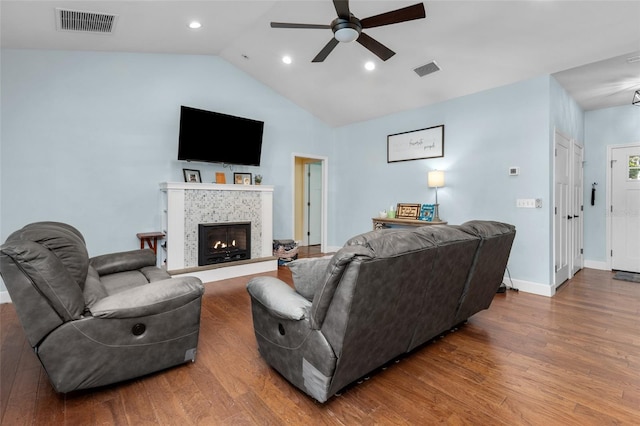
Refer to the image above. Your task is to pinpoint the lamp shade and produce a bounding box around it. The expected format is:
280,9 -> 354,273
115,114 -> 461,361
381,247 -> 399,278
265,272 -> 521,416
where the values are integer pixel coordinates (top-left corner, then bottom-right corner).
428,170 -> 445,188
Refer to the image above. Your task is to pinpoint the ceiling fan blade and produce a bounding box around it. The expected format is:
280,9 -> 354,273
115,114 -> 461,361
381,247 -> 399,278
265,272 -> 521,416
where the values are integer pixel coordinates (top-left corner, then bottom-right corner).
271,22 -> 331,29
360,3 -> 426,29
357,32 -> 395,61
333,0 -> 351,18
312,38 -> 340,62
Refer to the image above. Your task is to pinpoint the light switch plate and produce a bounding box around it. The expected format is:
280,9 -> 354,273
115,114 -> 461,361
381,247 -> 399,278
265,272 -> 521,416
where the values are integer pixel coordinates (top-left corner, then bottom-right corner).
516,198 -> 536,208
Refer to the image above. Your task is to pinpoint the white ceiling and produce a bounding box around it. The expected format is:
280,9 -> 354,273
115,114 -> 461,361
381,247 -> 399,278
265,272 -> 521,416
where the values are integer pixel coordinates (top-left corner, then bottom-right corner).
2,1 -> 640,127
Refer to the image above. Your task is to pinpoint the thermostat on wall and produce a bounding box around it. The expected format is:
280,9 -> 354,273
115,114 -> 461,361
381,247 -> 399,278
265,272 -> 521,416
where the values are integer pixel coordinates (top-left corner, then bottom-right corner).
508,167 -> 520,176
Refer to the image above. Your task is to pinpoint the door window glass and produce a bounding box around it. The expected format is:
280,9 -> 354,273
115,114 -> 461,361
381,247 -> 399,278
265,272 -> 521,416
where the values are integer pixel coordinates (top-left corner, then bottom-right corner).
629,155 -> 640,180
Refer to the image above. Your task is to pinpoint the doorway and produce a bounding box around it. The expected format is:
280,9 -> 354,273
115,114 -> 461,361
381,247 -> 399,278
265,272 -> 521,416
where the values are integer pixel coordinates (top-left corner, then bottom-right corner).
293,154 -> 328,253
608,143 -> 640,273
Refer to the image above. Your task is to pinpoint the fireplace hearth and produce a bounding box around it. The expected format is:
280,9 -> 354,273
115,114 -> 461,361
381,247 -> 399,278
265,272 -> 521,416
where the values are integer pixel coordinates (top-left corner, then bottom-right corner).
198,222 -> 251,266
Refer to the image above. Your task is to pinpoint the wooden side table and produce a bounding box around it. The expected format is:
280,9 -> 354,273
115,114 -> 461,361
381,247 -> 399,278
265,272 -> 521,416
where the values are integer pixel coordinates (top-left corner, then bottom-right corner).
136,232 -> 165,254
372,217 -> 447,230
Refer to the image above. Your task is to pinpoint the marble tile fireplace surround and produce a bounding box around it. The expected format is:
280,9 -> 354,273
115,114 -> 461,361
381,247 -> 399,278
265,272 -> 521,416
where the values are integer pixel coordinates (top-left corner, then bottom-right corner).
160,182 -> 276,283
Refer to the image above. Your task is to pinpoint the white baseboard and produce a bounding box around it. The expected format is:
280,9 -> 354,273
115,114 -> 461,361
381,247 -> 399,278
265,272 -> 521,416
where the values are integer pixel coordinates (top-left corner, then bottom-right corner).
505,277 -> 555,297
171,259 -> 278,283
1,290 -> 12,304
584,260 -> 610,271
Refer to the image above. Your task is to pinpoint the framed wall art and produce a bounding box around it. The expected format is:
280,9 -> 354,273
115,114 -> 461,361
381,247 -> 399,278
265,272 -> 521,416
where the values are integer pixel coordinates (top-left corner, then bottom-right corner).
183,169 -> 201,183
396,203 -> 422,220
387,125 -> 444,163
234,172 -> 252,185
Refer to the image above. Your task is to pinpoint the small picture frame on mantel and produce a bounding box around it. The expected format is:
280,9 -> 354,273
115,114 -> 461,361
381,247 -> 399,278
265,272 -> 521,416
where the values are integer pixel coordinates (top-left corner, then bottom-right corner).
234,172 -> 252,185
183,169 -> 201,183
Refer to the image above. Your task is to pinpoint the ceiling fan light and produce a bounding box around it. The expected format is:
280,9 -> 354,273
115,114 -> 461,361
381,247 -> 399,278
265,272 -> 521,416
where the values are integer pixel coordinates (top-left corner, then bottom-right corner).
334,27 -> 359,43
633,90 -> 640,106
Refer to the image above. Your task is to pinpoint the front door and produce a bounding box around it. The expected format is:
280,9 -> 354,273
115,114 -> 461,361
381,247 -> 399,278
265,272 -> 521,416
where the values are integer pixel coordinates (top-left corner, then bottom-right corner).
611,145 -> 640,273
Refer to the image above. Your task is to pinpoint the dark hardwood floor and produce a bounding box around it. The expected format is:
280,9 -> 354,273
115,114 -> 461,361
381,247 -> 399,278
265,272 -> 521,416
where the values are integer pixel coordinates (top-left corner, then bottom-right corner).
2,265 -> 639,425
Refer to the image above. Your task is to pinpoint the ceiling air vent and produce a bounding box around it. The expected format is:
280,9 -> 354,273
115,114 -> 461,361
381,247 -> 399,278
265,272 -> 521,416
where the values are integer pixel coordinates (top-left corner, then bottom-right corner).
414,61 -> 440,77
56,8 -> 118,33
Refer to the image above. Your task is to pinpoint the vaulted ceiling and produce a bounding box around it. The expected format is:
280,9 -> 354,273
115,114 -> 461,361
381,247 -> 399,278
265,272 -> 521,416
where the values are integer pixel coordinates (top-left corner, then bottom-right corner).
2,1 -> 639,127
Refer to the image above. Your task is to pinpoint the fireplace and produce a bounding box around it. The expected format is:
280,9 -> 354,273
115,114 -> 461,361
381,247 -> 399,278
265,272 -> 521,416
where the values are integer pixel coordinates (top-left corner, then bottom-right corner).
198,222 -> 251,266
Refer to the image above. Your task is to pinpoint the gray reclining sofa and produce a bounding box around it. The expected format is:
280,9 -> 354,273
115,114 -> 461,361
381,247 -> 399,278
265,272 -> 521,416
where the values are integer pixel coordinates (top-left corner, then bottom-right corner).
0,221 -> 205,393
247,220 -> 515,402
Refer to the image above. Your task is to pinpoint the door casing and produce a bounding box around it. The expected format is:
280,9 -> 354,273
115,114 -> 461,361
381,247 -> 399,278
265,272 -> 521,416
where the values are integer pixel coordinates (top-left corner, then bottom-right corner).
292,153 -> 328,253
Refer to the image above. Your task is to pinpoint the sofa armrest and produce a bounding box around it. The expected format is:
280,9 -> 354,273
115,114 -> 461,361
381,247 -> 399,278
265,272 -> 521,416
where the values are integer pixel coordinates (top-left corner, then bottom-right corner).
90,276 -> 204,318
90,249 -> 157,276
247,276 -> 311,320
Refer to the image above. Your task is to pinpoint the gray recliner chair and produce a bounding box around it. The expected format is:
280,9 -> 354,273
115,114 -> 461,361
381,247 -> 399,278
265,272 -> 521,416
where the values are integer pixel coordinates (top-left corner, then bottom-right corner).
0,221 -> 205,393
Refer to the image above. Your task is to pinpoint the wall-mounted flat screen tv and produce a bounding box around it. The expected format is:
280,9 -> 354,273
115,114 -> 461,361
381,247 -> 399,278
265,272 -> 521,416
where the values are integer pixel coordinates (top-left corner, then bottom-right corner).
178,106 -> 264,166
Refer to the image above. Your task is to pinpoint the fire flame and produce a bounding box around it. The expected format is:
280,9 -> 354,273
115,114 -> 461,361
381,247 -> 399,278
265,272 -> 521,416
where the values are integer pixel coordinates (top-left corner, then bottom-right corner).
213,240 -> 237,250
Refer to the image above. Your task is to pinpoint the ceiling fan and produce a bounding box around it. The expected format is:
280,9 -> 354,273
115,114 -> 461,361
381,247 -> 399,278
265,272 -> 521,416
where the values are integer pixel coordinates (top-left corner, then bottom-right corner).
270,1 -> 426,63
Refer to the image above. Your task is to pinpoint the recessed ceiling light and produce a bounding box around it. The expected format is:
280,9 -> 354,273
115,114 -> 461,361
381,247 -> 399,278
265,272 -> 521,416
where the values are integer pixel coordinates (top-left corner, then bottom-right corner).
188,21 -> 202,29
282,55 -> 292,65
364,61 -> 375,71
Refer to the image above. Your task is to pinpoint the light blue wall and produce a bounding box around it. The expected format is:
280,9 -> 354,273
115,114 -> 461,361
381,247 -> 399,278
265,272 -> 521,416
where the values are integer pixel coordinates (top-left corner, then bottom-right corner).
332,76 -> 554,285
0,49 -> 333,259
584,105 -> 640,262
2,48 -> 626,297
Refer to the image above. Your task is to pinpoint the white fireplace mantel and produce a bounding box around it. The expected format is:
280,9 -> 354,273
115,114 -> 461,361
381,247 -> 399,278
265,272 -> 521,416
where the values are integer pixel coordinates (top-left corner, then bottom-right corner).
160,182 -> 276,282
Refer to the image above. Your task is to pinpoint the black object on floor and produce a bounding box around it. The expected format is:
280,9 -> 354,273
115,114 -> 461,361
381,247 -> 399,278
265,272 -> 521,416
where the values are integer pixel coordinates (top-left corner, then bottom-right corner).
613,271 -> 640,283
496,283 -> 507,293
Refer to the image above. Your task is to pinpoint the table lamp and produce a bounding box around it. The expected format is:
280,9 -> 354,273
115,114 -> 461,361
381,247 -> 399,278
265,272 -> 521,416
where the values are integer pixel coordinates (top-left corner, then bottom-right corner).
428,170 -> 445,222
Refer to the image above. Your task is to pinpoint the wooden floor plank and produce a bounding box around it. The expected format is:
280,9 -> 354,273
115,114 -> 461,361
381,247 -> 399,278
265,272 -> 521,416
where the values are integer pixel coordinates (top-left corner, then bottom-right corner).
2,266 -> 640,425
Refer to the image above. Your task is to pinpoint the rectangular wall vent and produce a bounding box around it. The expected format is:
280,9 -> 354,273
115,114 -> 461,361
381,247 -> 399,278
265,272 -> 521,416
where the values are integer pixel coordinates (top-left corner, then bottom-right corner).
56,8 -> 118,33
414,61 -> 440,77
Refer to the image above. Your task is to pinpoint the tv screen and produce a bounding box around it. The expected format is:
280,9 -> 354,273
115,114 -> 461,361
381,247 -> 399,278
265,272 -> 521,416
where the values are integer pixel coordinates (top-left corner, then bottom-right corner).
178,106 -> 264,166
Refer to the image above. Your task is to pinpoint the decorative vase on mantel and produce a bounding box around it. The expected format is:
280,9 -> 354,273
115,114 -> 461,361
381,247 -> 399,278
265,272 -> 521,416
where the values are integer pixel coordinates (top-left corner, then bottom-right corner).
254,175 -> 262,185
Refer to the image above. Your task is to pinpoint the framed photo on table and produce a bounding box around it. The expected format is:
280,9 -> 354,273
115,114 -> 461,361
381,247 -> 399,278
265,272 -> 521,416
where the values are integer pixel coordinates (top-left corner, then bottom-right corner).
419,204 -> 435,221
396,203 -> 422,220
234,172 -> 252,185
183,169 -> 201,183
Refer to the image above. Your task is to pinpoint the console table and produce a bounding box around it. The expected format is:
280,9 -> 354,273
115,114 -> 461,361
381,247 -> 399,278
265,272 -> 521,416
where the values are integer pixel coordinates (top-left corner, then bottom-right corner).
136,232 -> 165,254
372,217 -> 448,230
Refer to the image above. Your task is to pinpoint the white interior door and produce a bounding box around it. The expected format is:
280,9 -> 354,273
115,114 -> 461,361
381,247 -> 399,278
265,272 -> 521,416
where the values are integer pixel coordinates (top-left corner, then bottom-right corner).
610,145 -> 640,273
571,142 -> 584,275
555,131 -> 570,285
